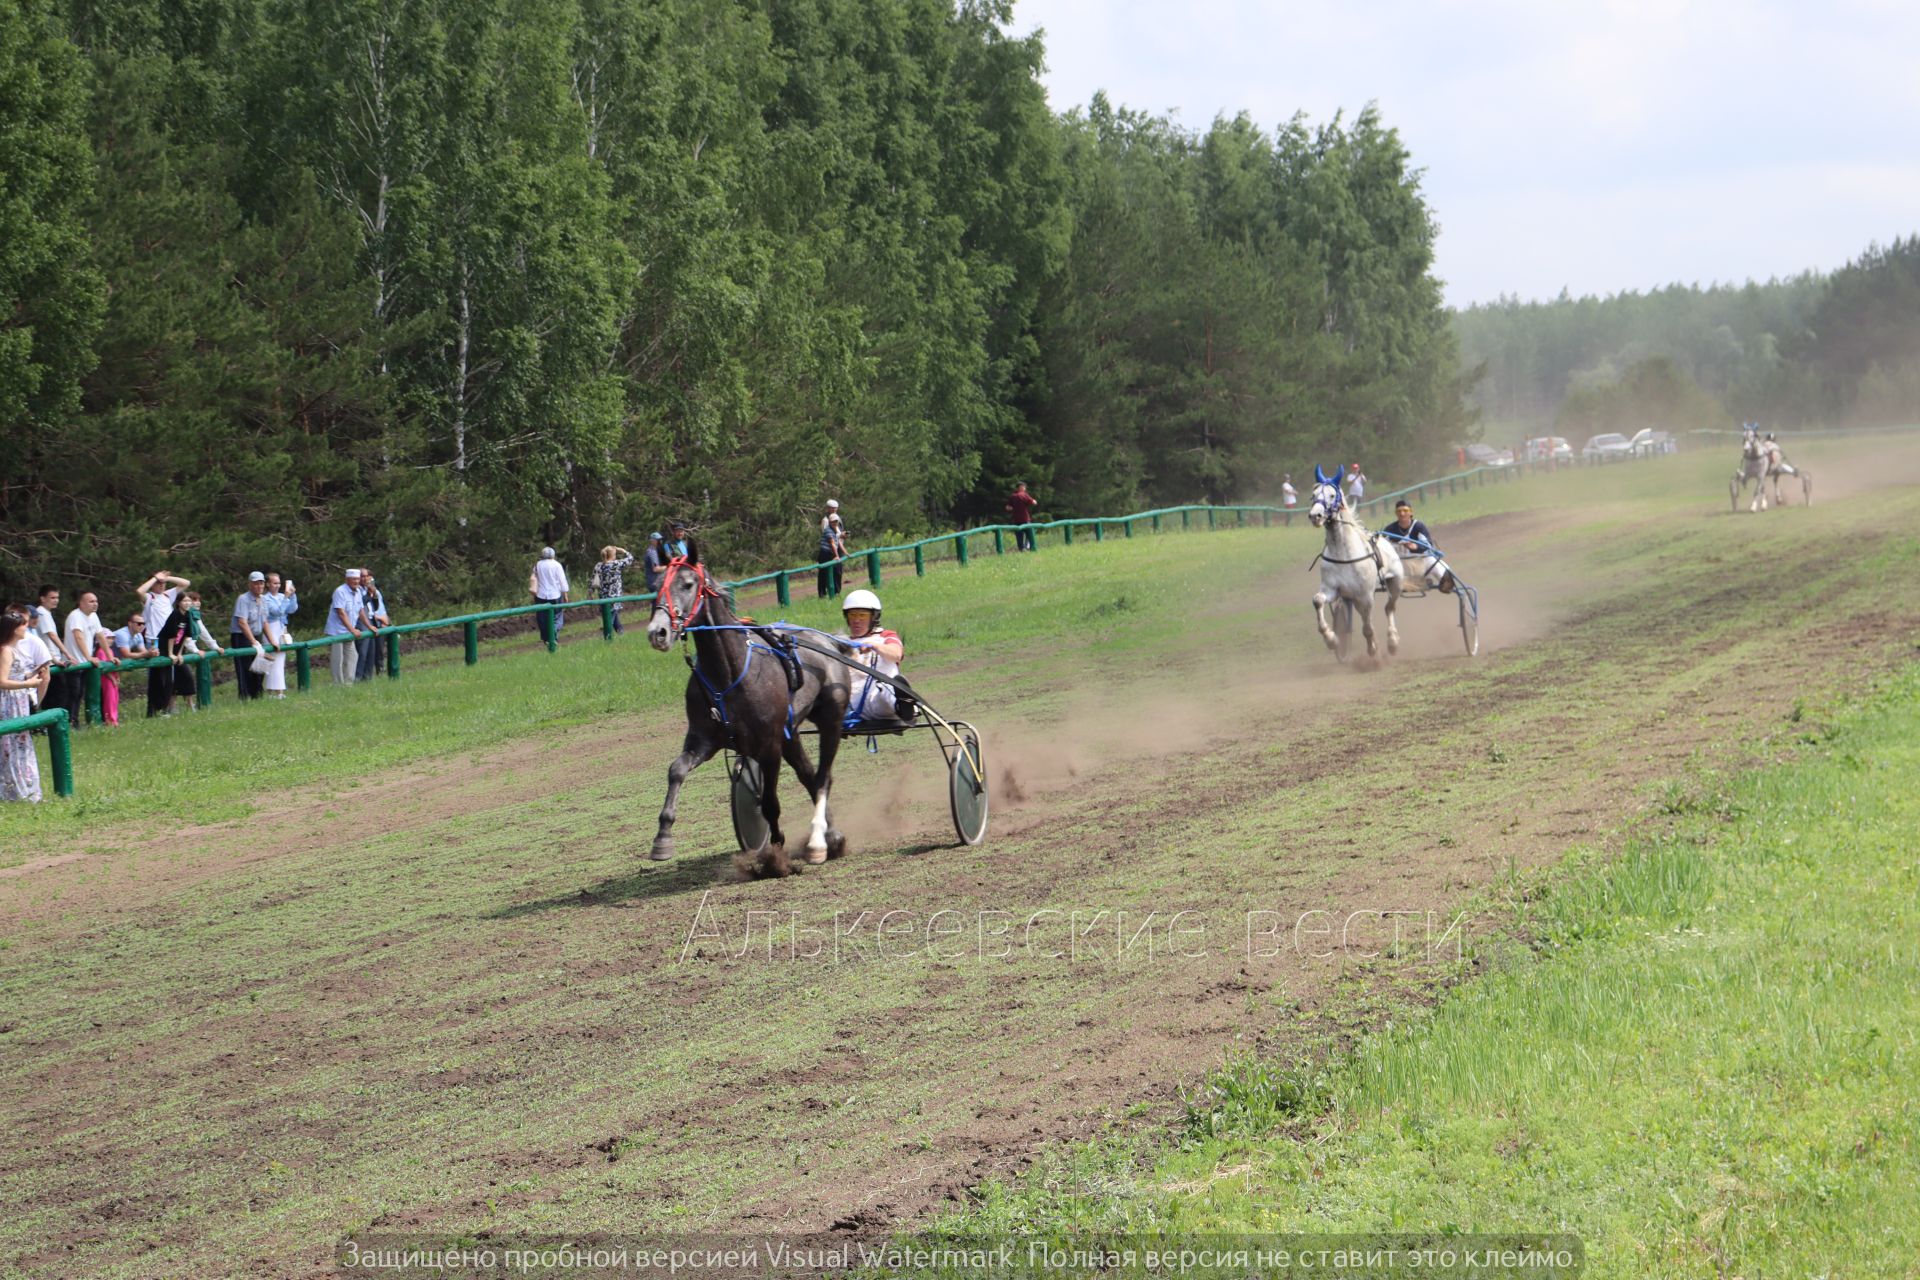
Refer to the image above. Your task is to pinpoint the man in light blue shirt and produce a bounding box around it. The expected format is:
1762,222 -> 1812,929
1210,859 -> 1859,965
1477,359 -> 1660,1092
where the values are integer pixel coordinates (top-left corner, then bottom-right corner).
324,568 -> 367,685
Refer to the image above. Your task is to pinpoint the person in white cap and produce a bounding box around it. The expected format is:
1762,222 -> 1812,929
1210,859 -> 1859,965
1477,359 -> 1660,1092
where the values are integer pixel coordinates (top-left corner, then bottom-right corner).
817,500 -> 846,599
230,571 -> 272,700
530,546 -> 570,637
324,568 -> 366,685
838,589 -> 907,720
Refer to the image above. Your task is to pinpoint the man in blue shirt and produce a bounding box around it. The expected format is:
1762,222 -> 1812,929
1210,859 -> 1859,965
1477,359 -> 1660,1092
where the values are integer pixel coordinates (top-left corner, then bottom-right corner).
324,568 -> 367,685
358,571 -> 389,680
1380,500 -> 1454,593
111,612 -> 157,660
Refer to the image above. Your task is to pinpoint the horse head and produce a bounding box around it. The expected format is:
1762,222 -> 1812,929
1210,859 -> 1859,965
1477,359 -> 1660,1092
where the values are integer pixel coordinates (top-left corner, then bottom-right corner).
1308,464 -> 1343,527
647,542 -> 720,651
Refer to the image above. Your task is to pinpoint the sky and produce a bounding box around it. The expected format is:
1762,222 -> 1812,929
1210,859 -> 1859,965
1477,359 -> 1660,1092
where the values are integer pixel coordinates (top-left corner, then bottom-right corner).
1009,0 -> 1920,308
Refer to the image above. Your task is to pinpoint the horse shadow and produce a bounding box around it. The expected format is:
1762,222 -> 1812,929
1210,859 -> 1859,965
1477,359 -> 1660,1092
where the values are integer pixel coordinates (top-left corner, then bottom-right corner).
484,849 -> 737,917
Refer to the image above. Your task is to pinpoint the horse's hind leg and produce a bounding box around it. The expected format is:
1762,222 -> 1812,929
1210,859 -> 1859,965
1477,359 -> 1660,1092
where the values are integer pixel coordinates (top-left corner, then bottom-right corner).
651,731 -> 720,861
1359,599 -> 1378,658
751,751 -> 793,878
1383,582 -> 1401,656
802,726 -> 843,864
781,735 -> 845,859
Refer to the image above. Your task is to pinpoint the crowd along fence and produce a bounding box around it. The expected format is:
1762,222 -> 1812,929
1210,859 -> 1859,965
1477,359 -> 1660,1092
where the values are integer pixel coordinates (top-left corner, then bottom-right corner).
16,451 -> 1639,797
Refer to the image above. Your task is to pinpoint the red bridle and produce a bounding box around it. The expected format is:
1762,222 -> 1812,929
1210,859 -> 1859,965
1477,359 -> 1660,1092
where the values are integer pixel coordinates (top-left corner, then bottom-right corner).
651,556 -> 723,634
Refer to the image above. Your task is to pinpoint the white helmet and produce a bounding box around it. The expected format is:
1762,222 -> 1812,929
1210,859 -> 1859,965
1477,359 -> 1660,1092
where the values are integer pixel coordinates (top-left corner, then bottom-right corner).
842,588 -> 882,619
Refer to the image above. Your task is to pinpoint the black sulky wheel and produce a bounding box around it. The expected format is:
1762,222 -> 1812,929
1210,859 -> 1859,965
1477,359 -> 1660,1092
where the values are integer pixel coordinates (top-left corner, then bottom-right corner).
1458,585 -> 1480,657
1331,598 -> 1354,664
730,757 -> 770,854
948,722 -> 988,847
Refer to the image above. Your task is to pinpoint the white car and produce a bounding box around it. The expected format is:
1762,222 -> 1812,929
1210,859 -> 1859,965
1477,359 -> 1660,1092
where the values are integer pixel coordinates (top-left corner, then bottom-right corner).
1464,443 -> 1515,467
1524,436 -> 1573,462
1582,433 -> 1633,461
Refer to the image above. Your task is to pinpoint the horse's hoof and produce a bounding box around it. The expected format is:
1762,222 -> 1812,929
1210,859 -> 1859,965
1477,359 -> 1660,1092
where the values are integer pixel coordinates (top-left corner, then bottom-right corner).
825,830 -> 849,860
649,839 -> 675,862
804,843 -> 828,865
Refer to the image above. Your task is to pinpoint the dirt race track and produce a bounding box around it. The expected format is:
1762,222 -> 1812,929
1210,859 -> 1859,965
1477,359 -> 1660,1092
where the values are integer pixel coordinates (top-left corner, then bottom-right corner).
5,438 -> 1920,1277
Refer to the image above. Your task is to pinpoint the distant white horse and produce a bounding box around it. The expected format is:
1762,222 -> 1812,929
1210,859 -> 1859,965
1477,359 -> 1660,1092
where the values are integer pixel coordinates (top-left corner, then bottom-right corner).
1308,465 -> 1403,662
1730,431 -> 1771,512
1762,435 -> 1813,507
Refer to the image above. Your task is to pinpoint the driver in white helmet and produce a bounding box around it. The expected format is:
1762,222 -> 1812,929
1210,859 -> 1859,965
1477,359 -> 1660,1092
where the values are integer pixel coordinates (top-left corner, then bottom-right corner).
839,589 -> 906,720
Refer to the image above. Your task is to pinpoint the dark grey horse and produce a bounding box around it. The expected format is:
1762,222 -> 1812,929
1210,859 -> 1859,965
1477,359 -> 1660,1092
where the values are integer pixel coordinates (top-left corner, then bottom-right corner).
645,547 -> 853,876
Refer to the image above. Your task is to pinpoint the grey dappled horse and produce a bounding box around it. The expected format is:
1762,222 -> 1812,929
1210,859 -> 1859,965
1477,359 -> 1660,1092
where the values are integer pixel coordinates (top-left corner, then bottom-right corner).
646,547 -> 853,875
1731,431 -> 1771,512
1308,464 -> 1404,662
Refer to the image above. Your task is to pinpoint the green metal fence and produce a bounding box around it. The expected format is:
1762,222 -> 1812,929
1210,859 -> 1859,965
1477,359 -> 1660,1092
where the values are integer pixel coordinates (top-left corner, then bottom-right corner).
26,451 -> 1617,797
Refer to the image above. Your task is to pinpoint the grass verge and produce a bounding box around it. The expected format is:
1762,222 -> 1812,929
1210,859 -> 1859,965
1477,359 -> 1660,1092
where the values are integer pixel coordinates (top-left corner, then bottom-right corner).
934,663 -> 1920,1278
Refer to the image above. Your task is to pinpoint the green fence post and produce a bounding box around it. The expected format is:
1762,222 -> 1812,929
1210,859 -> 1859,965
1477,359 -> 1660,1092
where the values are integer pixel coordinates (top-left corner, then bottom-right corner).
914,543 -> 926,576
387,632 -> 401,678
464,621 -> 479,665
86,665 -> 103,726
1063,523 -> 1074,546
1181,509 -> 1191,529
1093,521 -> 1105,542
1261,510 -> 1270,527
601,601 -> 615,640
1207,507 -> 1216,529
48,709 -> 73,797
540,607 -> 557,652
1152,513 -> 1161,532
296,645 -> 311,691
1124,518 -> 1134,538
776,571 -> 791,607
992,527 -> 1003,555
195,656 -> 212,708
956,533 -> 970,566
866,549 -> 881,586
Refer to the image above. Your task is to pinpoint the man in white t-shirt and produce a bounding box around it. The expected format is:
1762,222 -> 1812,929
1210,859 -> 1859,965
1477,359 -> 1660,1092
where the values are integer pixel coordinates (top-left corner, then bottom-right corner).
531,547 -> 570,637
32,585 -> 81,721
1281,474 -> 1298,508
63,591 -> 106,724
138,571 -> 190,642
1345,463 -> 1368,504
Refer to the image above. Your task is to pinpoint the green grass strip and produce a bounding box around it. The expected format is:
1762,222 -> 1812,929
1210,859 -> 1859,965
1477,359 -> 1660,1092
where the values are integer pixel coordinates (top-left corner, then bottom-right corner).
941,664 -> 1920,1278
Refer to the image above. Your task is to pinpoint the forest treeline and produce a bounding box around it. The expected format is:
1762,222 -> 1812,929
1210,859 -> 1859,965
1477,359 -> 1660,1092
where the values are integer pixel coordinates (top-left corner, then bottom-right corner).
1,0 -> 1470,604
1455,236 -> 1920,442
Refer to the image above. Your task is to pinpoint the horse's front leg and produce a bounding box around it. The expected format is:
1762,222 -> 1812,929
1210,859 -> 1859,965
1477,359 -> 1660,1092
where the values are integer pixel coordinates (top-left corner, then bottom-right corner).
802,725 -> 843,864
651,731 -> 721,861
1311,590 -> 1336,649
1383,582 -> 1401,656
1358,598 -> 1378,658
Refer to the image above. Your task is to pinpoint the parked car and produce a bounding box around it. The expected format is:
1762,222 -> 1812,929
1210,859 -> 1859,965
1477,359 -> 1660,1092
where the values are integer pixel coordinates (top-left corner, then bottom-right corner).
1582,432 -> 1634,461
1464,443 -> 1515,467
1646,430 -> 1677,455
1524,436 -> 1573,462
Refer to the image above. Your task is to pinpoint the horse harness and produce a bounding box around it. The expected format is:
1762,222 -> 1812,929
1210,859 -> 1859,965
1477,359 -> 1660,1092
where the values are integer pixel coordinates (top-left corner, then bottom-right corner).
658,557 -> 805,738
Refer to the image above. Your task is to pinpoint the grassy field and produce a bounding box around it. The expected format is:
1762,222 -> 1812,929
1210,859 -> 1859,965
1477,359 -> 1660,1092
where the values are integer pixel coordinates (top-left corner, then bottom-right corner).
942,662 -> 1920,1279
3,437 -> 1918,1277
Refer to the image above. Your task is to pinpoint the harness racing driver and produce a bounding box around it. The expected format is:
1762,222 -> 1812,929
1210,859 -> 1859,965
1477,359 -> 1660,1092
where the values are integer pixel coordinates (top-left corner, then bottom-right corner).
839,589 -> 913,720
1382,500 -> 1456,594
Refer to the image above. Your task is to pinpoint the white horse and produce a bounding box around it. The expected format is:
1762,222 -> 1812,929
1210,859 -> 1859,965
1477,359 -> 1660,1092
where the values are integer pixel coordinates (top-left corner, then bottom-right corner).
1763,436 -> 1813,507
1731,431 -> 1771,512
1308,465 -> 1403,662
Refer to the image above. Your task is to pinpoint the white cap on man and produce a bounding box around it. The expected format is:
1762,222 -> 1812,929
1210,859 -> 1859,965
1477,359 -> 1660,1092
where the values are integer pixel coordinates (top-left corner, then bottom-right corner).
248,571 -> 266,583
826,499 -> 839,510
344,568 -> 361,580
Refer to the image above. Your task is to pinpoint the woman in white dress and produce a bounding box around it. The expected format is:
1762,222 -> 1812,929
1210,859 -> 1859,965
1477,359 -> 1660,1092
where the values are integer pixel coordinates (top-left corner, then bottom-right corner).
262,573 -> 299,696
1,609 -> 51,802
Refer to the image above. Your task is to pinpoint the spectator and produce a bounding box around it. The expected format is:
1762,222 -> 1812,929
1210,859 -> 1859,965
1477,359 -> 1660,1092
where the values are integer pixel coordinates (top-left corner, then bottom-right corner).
358,571 -> 388,680
665,522 -> 690,558
230,572 -> 272,701
138,571 -> 190,654
530,547 -> 569,637
92,628 -> 121,726
1282,473 -> 1298,509
591,545 -> 636,634
1346,463 -> 1368,505
1005,483 -> 1038,552
817,500 -> 846,599
112,612 -> 157,661
1,608 -> 50,801
642,533 -> 668,593
180,593 -> 223,659
262,573 -> 298,698
324,568 -> 366,686
63,590 -> 105,726
151,591 -> 199,715
32,586 -> 79,722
